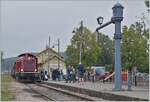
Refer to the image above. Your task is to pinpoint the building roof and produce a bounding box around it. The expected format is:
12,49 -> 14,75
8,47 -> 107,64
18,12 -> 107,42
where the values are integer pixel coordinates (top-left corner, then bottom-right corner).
36,47 -> 65,62
38,55 -> 65,67
37,48 -> 63,58
37,48 -> 55,55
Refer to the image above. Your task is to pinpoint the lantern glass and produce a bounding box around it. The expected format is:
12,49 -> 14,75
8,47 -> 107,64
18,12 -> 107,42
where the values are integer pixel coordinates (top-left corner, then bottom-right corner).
97,16 -> 103,25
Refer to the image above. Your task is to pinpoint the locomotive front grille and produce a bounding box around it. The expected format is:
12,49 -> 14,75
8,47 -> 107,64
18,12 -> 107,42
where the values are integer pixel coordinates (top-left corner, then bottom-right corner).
16,72 -> 40,77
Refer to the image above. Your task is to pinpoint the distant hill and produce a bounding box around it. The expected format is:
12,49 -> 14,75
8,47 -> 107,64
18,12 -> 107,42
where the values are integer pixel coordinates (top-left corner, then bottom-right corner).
1,57 -> 17,72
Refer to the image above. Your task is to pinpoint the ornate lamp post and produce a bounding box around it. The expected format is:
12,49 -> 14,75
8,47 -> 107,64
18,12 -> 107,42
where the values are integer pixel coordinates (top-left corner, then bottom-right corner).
96,3 -> 124,91
52,39 -> 60,70
72,21 -> 83,64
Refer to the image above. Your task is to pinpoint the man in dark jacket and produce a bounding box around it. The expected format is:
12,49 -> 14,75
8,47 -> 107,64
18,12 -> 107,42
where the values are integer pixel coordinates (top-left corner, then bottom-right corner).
66,65 -> 72,83
77,64 -> 85,83
41,71 -> 44,81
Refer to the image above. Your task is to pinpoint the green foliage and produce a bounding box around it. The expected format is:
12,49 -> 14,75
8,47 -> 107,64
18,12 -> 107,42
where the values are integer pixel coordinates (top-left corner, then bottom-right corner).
1,74 -> 15,101
96,32 -> 114,70
122,23 -> 149,73
1,51 -> 3,60
105,64 -> 113,72
145,0 -> 149,8
66,26 -> 101,68
65,45 -> 79,67
122,0 -> 149,73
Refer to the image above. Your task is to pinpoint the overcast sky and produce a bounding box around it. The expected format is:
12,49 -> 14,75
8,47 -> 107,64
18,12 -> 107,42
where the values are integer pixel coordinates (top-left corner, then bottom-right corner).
0,0 -> 147,58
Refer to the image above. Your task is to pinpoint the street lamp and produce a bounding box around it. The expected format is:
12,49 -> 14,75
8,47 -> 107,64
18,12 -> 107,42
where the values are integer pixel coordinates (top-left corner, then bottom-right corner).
72,21 -> 83,64
97,16 -> 104,25
72,28 -> 82,64
52,39 -> 60,70
96,16 -> 103,43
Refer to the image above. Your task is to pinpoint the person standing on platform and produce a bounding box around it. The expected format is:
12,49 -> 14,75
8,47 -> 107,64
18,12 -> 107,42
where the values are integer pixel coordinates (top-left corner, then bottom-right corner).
71,66 -> 76,83
44,70 -> 48,81
77,63 -> 85,84
66,65 -> 72,83
87,71 -> 90,81
62,68 -> 67,82
41,71 -> 44,81
91,67 -> 95,83
57,69 -> 60,81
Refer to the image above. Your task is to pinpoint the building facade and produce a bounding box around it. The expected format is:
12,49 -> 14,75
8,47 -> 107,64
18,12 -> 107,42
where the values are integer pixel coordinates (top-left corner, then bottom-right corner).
36,48 -> 66,77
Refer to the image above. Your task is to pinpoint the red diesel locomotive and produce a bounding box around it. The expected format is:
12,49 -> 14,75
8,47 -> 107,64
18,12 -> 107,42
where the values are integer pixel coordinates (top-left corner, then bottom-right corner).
11,53 -> 40,81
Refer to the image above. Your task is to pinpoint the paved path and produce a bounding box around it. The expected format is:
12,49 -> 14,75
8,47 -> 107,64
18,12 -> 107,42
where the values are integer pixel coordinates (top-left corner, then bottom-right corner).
47,80 -> 149,100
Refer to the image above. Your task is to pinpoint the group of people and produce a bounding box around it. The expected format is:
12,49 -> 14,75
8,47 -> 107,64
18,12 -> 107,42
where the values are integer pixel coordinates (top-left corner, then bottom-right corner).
63,64 -> 87,83
63,64 -> 106,83
63,65 -> 75,83
40,64 -> 105,83
50,64 -> 86,83
52,69 -> 62,81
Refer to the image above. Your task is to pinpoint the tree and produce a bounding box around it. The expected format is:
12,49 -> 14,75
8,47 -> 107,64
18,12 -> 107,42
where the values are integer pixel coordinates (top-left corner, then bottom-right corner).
65,45 -> 79,67
122,0 -> 149,90
145,0 -> 149,12
122,25 -> 142,70
122,24 -> 149,90
95,32 -> 114,71
132,0 -> 149,72
1,51 -> 3,60
66,26 -> 101,68
134,22 -> 149,72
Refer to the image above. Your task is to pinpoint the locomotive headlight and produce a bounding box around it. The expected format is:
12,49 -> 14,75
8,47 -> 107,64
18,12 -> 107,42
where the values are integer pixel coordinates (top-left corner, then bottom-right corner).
28,57 -> 31,60
34,68 -> 37,72
21,68 -> 24,72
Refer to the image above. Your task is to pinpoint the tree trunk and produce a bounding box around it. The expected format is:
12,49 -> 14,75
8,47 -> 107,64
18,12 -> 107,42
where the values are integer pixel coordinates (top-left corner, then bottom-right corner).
133,66 -> 137,86
128,68 -> 132,91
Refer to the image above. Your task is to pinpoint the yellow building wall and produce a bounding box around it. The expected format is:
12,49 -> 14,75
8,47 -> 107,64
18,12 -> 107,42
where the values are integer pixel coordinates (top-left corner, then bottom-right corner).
36,49 -> 66,74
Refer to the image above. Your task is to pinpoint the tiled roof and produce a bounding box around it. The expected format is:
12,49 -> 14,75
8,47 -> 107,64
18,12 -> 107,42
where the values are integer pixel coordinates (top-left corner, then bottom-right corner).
37,48 -> 64,60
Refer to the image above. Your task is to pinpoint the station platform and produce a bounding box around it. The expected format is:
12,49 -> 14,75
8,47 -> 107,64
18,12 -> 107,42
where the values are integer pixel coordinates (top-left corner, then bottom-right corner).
45,80 -> 149,101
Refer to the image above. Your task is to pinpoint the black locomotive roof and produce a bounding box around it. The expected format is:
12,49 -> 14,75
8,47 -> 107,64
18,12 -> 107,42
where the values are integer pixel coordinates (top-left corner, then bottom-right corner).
18,53 -> 36,58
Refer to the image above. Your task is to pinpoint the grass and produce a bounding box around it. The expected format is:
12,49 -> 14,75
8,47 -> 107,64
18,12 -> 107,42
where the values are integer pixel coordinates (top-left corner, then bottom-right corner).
1,74 -> 15,101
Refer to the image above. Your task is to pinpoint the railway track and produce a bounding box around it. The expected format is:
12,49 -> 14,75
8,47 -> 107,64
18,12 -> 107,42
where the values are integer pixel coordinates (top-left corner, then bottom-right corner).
27,84 -> 55,101
26,82 -> 101,101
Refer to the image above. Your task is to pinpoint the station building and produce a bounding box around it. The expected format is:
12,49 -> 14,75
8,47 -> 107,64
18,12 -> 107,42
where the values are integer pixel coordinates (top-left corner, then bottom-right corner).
36,48 -> 66,77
